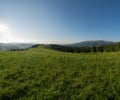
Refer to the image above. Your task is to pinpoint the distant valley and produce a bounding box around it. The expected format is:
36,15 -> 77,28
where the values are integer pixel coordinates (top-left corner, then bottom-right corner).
0,43 -> 35,51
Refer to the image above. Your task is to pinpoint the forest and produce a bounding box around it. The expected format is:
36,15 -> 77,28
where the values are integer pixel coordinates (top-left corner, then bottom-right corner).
45,42 -> 120,53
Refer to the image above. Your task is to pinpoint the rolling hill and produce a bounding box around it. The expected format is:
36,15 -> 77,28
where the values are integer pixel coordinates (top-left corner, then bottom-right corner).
0,46 -> 120,99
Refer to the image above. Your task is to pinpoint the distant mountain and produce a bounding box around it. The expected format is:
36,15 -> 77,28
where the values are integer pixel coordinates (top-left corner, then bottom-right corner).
65,40 -> 115,47
0,40 -> 116,51
0,43 -> 35,51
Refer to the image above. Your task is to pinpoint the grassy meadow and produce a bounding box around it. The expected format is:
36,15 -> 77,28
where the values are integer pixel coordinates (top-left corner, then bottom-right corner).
0,46 -> 120,100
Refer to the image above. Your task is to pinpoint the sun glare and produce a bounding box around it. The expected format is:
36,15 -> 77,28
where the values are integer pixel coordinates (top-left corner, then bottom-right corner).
0,24 -> 18,43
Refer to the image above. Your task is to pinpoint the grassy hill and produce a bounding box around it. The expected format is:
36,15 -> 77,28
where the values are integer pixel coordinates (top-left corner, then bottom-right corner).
0,46 -> 120,100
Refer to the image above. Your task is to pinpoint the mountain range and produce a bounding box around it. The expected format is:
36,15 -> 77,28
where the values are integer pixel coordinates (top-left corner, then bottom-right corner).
65,40 -> 115,47
0,40 -> 116,51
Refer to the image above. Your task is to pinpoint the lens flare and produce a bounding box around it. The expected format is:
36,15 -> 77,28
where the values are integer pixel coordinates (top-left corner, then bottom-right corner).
0,24 -> 18,43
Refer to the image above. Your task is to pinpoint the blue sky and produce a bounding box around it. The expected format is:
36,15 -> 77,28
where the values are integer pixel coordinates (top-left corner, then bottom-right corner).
0,0 -> 120,43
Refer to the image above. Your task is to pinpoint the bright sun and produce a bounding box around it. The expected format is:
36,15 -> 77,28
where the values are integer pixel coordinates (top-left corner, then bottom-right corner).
0,24 -> 18,43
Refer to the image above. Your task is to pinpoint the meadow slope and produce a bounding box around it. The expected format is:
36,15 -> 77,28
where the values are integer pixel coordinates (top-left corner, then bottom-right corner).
0,47 -> 120,100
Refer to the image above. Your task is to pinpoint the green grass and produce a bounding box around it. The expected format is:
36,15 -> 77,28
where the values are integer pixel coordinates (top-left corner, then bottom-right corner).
0,46 -> 120,100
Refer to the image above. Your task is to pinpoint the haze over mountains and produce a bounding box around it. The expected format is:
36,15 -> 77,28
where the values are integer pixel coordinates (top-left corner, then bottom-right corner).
0,43 -> 35,51
0,40 -> 116,51
66,40 -> 115,47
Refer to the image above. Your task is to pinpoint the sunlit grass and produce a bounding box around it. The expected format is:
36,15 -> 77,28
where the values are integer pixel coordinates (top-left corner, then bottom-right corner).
0,46 -> 120,100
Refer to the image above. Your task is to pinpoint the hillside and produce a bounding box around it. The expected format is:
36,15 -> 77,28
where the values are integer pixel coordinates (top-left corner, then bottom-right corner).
46,42 -> 120,53
0,46 -> 120,100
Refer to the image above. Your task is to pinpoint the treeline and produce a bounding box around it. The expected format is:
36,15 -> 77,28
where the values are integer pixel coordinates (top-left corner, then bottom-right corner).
9,48 -> 29,51
45,42 -> 120,53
